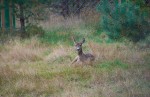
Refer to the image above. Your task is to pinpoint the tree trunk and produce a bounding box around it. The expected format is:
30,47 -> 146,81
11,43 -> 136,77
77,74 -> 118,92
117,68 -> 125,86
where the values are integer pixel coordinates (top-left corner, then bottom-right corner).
76,0 -> 80,18
9,3 -> 13,31
119,0 -> 121,4
19,3 -> 25,37
1,0 -> 5,32
61,0 -> 69,19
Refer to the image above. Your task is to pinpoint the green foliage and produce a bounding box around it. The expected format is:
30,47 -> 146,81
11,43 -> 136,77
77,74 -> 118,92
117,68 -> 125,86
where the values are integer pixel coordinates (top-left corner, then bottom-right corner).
26,25 -> 45,37
97,0 -> 150,42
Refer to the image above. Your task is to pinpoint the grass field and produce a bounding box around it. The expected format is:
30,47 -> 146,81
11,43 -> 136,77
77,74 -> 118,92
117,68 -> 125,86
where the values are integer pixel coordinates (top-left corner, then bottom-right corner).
0,16 -> 150,97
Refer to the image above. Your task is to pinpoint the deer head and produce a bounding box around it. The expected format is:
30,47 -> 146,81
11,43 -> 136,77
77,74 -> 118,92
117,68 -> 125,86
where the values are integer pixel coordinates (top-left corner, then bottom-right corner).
72,37 -> 85,52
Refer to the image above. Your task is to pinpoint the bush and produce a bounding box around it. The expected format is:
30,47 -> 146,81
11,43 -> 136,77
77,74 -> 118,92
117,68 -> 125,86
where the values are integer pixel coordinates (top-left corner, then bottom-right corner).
97,0 -> 150,42
26,25 -> 45,37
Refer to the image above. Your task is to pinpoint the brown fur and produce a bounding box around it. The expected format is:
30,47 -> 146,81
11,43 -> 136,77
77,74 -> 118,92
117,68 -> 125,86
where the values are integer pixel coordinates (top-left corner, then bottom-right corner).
71,37 -> 95,66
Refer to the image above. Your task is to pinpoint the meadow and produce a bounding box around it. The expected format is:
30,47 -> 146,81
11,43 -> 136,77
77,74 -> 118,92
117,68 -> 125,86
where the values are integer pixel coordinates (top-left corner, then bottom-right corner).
0,14 -> 150,97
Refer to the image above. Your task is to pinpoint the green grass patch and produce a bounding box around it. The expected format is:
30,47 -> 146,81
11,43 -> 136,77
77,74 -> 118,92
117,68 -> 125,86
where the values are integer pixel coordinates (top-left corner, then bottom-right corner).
40,29 -> 72,45
95,59 -> 129,71
39,26 -> 105,45
38,67 -> 91,82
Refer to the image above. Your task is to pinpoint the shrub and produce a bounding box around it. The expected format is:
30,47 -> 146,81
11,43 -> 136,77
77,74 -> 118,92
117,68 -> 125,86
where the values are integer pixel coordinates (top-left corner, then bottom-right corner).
97,0 -> 150,42
26,25 -> 45,37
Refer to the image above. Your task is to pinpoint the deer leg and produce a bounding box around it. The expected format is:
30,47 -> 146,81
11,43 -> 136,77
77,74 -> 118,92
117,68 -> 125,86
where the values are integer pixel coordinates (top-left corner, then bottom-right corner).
71,57 -> 78,64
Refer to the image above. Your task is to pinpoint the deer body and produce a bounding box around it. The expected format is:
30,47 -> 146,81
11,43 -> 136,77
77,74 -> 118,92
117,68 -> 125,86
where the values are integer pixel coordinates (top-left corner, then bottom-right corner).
72,38 -> 95,65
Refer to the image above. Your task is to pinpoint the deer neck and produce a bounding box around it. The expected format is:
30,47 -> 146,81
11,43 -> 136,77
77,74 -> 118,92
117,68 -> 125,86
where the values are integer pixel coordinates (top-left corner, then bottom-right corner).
78,49 -> 83,56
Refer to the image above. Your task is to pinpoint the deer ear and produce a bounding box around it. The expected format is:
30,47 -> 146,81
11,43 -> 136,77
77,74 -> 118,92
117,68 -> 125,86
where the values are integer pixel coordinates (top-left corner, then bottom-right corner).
72,36 -> 76,44
82,38 -> 85,44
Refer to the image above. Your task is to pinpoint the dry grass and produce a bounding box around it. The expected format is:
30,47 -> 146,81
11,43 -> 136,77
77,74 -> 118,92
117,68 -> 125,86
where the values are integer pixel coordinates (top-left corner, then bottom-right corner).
39,8 -> 100,32
0,36 -> 150,97
45,39 -> 147,66
39,14 -> 84,31
0,37 -> 47,64
45,45 -> 73,64
88,42 -> 146,65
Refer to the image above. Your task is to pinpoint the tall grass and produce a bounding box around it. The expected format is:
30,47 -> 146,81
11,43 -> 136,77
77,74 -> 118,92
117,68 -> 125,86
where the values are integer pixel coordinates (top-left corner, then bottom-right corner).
0,37 -> 47,64
39,11 -> 100,45
0,36 -> 149,96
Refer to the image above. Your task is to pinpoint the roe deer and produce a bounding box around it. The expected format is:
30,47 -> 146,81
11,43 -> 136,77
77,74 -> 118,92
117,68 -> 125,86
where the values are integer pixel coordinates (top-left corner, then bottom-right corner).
71,37 -> 95,65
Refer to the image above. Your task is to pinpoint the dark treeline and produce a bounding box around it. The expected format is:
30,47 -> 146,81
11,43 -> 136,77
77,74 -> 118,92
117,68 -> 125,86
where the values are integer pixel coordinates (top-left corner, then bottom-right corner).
0,0 -> 100,37
0,0 -> 149,41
